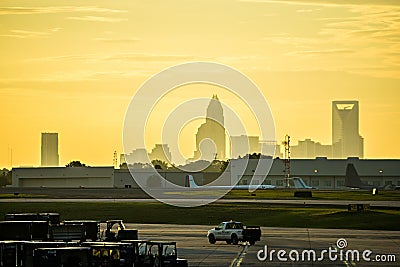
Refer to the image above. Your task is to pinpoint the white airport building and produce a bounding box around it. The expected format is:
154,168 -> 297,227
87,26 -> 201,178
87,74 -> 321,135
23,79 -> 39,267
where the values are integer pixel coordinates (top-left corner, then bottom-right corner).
11,167 -> 114,188
232,158 -> 400,189
10,158 -> 400,190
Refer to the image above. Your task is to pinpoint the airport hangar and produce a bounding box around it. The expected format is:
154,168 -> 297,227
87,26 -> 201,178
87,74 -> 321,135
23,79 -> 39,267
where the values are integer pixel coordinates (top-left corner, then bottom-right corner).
10,158 -> 400,189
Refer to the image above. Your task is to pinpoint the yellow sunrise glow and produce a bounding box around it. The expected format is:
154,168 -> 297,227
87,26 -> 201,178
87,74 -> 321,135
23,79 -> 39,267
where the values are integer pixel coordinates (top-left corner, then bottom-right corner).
0,0 -> 399,167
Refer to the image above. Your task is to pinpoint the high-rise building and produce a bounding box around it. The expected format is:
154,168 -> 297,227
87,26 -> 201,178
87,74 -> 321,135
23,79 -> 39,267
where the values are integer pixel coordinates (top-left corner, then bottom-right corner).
332,101 -> 364,158
291,138 -> 332,159
260,141 -> 282,159
230,135 -> 261,159
148,144 -> 172,163
193,95 -> 226,161
121,148 -> 149,164
41,132 -> 59,166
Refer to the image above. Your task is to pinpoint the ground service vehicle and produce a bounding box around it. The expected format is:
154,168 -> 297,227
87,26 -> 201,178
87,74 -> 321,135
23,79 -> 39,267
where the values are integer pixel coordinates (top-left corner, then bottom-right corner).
207,221 -> 261,245
102,220 -> 138,241
51,223 -> 86,241
0,241 -> 76,267
3,214 -> 138,242
117,239 -> 148,266
63,220 -> 100,241
82,241 -> 135,267
0,241 -> 26,267
144,241 -> 188,267
0,214 -> 188,266
0,221 -> 49,241
33,247 -> 92,267
5,213 -> 60,224
0,221 -> 93,242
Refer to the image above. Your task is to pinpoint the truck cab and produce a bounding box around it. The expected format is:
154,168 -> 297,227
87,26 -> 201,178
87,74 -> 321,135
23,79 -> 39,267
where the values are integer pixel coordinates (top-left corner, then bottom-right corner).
207,221 -> 261,245
207,221 -> 244,245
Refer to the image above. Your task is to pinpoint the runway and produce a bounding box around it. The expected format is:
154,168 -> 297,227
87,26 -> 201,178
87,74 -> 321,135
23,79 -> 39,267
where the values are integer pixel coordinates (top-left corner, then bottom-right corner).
131,224 -> 400,267
0,191 -> 398,265
1,198 -> 400,208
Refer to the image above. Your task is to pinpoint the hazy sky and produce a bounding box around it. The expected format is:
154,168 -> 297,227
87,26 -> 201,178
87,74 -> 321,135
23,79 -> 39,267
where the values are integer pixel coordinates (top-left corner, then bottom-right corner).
1,0 -> 399,167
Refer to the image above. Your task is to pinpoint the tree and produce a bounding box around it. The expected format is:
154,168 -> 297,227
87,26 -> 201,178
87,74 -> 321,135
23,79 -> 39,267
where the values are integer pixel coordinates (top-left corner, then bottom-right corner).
151,160 -> 169,170
205,160 -> 229,173
119,162 -> 128,169
0,168 -> 9,176
219,160 -> 230,172
249,153 -> 261,159
65,161 -> 87,167
0,168 -> 11,187
245,153 -> 272,159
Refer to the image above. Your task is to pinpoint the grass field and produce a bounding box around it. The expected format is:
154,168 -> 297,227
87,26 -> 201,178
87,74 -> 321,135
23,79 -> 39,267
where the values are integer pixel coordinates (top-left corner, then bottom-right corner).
0,202 -> 399,231
225,189 -> 400,201
1,188 -> 400,201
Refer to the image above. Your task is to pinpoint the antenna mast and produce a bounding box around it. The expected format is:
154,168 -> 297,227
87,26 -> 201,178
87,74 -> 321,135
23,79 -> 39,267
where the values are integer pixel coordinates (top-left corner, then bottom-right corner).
113,150 -> 118,168
282,135 -> 291,188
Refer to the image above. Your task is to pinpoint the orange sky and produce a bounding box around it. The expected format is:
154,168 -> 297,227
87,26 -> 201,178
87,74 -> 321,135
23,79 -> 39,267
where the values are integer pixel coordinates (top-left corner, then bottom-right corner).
0,0 -> 399,168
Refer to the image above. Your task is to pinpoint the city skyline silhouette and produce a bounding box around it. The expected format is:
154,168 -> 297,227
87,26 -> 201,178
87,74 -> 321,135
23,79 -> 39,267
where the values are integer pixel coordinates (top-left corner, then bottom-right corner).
0,1 -> 399,168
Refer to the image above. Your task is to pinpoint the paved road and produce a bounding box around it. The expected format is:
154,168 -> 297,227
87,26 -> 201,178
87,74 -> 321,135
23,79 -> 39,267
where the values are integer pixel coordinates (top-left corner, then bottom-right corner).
243,227 -> 400,266
129,224 -> 400,267
128,223 -> 240,267
1,198 -> 400,207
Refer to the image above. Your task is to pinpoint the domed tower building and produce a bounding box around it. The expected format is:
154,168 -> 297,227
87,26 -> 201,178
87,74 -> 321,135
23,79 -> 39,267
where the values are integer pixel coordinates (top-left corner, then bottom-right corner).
193,95 -> 226,161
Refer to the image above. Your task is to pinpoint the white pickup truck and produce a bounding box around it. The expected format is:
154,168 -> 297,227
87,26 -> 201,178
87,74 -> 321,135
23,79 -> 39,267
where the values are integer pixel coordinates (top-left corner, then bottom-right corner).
207,221 -> 261,245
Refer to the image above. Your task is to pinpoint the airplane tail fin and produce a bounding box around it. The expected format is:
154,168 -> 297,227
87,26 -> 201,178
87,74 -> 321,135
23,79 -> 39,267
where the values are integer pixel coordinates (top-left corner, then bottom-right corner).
292,177 -> 311,189
345,163 -> 362,188
185,175 -> 199,188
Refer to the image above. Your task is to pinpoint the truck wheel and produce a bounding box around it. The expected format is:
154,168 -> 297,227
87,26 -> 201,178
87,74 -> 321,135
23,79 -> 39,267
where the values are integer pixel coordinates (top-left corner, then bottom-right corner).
231,234 -> 238,245
249,240 -> 255,246
208,234 -> 216,244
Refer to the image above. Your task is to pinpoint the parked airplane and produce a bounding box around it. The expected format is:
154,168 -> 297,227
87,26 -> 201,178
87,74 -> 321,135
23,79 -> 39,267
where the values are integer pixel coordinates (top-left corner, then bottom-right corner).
345,163 -> 399,190
288,177 -> 314,189
185,175 -> 313,190
185,175 -> 276,190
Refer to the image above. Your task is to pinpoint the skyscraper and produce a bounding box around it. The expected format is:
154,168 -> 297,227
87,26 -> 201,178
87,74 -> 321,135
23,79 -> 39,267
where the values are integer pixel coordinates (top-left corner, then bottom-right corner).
230,135 -> 261,159
121,148 -> 149,164
193,95 -> 226,161
291,138 -> 332,159
41,132 -> 59,166
148,144 -> 172,163
332,101 -> 364,158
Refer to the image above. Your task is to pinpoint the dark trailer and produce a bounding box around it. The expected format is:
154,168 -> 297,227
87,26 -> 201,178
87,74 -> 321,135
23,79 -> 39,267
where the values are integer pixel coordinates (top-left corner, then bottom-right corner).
0,240 -> 73,267
63,220 -> 100,241
0,221 -> 49,241
5,213 -> 60,225
0,241 -> 26,267
33,247 -> 91,267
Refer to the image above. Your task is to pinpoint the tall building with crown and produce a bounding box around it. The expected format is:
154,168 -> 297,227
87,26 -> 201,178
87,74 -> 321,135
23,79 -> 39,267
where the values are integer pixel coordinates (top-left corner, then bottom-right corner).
332,100 -> 364,158
193,95 -> 226,161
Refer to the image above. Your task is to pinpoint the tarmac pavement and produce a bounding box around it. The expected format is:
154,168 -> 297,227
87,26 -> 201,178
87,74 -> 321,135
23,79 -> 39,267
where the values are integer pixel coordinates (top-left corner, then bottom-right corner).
127,224 -> 400,267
